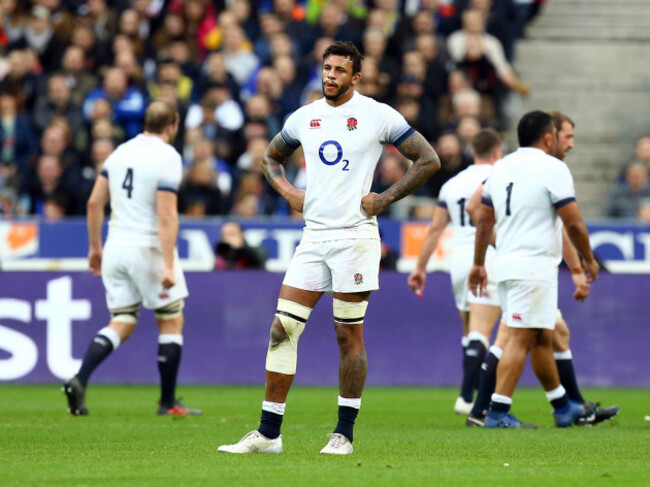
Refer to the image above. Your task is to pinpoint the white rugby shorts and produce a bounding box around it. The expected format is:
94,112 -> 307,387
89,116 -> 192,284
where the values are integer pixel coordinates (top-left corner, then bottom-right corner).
102,241 -> 188,311
497,279 -> 557,330
449,255 -> 500,312
283,238 -> 380,293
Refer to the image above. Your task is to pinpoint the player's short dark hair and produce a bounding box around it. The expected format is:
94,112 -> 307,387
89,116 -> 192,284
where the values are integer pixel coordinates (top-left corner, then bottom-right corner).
322,41 -> 364,74
548,110 -> 575,132
517,110 -> 554,147
143,100 -> 179,134
471,129 -> 502,159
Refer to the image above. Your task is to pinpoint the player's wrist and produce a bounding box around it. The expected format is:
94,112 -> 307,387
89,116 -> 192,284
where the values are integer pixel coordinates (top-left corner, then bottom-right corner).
571,267 -> 584,275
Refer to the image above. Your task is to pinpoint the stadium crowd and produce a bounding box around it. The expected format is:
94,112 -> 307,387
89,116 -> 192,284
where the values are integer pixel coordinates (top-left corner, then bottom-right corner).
0,0 -> 548,220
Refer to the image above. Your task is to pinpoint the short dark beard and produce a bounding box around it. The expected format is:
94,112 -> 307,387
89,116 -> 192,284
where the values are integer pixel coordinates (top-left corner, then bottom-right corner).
322,80 -> 352,102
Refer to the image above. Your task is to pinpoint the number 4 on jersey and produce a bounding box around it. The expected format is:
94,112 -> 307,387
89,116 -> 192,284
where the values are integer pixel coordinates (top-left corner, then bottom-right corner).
122,168 -> 134,198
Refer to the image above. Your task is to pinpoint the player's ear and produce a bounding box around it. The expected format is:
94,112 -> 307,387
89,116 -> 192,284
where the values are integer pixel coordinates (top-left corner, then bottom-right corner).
352,71 -> 362,85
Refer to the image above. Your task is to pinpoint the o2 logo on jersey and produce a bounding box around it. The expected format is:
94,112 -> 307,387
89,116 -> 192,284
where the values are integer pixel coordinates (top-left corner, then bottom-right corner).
319,140 -> 350,171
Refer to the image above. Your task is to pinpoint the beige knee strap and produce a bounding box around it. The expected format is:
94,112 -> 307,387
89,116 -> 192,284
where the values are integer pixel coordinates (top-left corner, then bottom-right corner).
265,299 -> 312,375
333,298 -> 368,325
155,299 -> 185,320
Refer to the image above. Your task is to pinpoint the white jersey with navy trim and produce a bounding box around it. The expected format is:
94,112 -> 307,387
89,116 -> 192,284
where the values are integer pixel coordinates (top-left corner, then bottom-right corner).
102,134 -> 182,247
438,163 -> 494,260
281,91 -> 413,241
482,147 -> 575,282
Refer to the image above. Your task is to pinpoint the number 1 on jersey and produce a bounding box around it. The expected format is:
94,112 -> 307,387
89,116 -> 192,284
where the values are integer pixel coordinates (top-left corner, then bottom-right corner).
505,182 -> 514,216
122,168 -> 134,198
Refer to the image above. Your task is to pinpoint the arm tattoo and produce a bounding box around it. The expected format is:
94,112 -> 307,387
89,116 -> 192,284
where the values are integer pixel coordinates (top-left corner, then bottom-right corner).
377,131 -> 440,211
262,134 -> 296,185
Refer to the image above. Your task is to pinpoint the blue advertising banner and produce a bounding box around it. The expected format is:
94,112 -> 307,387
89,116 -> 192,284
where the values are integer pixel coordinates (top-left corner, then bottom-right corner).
1,271 -> 647,387
1,218 -> 650,273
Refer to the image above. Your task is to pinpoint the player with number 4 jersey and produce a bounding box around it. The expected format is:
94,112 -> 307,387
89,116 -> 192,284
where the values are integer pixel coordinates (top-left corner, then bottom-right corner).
62,101 -> 199,418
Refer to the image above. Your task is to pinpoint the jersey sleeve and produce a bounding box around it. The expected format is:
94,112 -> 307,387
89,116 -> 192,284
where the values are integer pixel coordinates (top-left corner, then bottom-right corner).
481,177 -> 493,207
280,110 -> 301,149
437,181 -> 449,209
158,151 -> 183,193
547,162 -> 576,209
376,103 -> 414,146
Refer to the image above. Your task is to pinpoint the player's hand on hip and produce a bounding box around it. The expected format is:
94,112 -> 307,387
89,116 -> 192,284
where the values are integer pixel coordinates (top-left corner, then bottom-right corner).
88,248 -> 102,276
287,189 -> 305,213
161,266 -> 176,289
361,192 -> 386,216
571,271 -> 590,302
583,259 -> 599,283
408,269 -> 426,297
468,264 -> 488,297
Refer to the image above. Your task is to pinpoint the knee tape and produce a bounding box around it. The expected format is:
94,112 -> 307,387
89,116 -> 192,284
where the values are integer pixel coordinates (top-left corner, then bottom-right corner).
333,298 -> 368,325
265,299 -> 312,375
110,304 -> 140,324
155,299 -> 185,320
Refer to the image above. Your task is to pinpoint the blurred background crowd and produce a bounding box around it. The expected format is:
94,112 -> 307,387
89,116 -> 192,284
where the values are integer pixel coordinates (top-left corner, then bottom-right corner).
0,0 -> 647,222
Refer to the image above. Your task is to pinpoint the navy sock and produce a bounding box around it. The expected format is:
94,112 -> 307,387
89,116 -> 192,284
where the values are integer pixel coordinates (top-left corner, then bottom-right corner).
489,399 -> 511,414
460,340 -> 487,402
333,406 -> 359,443
551,393 -> 569,411
158,343 -> 182,407
471,351 -> 499,417
258,410 -> 283,439
556,358 -> 585,404
77,334 -> 114,387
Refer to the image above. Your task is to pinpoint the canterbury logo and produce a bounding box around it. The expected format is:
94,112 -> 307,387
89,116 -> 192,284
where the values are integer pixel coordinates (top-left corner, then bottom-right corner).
309,119 -> 321,128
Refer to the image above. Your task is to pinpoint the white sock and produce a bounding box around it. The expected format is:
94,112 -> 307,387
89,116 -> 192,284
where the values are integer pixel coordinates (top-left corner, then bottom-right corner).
98,327 -> 121,350
338,396 -> 361,409
545,385 -> 567,402
262,400 -> 286,415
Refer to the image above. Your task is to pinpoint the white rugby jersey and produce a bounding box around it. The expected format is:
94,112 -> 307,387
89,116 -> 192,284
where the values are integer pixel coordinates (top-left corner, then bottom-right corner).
101,134 -> 182,247
438,163 -> 494,260
281,91 -> 414,241
482,147 -> 575,282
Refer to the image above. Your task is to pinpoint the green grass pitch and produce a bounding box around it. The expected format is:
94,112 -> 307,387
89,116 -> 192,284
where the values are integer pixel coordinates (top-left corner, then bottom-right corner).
1,385 -> 648,487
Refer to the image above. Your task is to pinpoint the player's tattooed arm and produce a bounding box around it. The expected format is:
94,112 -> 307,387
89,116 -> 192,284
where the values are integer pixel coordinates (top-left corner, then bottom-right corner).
262,134 -> 305,213
362,130 -> 440,216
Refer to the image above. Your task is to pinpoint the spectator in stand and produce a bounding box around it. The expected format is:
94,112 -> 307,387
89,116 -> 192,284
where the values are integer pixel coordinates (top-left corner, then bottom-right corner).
414,33 -> 448,99
254,13 -> 285,64
0,48 -> 43,112
8,5 -> 66,72
419,132 -> 472,198
273,55 -> 304,119
605,162 -> 650,219
1,0 -> 27,44
456,115 -> 482,158
245,94 -> 281,140
33,73 -> 84,136
0,90 -> 37,180
221,23 -> 259,86
178,159 -> 226,216
457,0 -> 518,62
19,153 -> 73,215
85,0 -> 119,43
114,48 -> 146,92
60,45 -> 98,106
356,57 -> 390,102
634,135 -> 650,171
192,52 -> 240,104
447,9 -> 530,100
312,3 -> 361,48
148,60 -> 193,104
83,67 -> 146,140
69,23 -> 111,73
273,0 -> 312,55
215,221 -> 267,270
